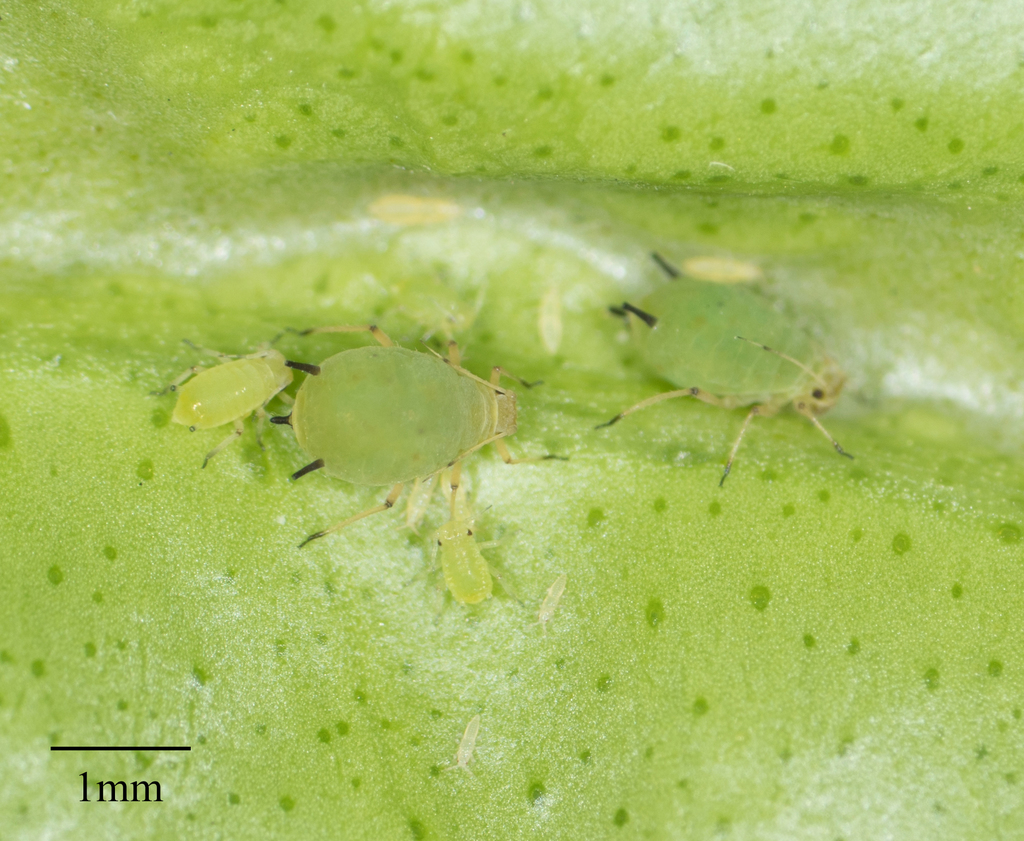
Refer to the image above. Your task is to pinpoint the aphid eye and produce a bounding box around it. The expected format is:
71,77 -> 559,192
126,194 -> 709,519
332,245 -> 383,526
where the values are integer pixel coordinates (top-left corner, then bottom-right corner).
467,529 -> 473,536
812,388 -> 824,400
437,540 -> 443,546
188,425 -> 196,432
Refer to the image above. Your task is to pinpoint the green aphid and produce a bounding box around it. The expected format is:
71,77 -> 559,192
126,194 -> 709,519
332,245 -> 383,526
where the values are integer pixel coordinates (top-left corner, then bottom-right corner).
432,473 -> 513,605
156,340 -> 294,468
271,325 -> 543,547
599,253 -> 851,484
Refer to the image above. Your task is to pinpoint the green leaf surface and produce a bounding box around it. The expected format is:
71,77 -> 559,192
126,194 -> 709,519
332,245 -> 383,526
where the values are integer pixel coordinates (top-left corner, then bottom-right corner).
3,2 -> 1024,839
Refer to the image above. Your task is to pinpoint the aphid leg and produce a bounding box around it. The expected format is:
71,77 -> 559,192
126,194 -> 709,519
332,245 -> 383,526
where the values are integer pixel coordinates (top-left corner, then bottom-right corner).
298,483 -> 404,548
490,367 -> 542,389
253,404 -> 271,450
651,251 -> 681,279
403,474 -> 438,535
793,403 -> 854,459
492,438 -> 564,465
290,324 -> 394,348
487,564 -> 522,604
202,418 -> 245,469
596,387 -> 728,429
720,406 -> 760,486
446,341 -> 461,367
151,365 -> 202,396
275,391 -> 295,407
253,408 -> 265,450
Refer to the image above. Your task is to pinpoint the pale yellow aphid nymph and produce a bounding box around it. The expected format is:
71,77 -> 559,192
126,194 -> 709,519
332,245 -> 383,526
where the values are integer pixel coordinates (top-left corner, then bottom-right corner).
368,194 -> 462,226
538,573 -> 567,634
159,342 -> 294,468
538,286 -> 563,354
681,255 -> 763,284
445,714 -> 480,773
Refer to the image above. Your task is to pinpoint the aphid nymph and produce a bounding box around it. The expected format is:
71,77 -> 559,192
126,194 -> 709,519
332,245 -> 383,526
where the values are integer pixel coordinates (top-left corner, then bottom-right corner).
270,325 -> 552,546
445,714 -> 480,774
431,473 -> 516,605
538,286 -> 563,355
675,254 -> 764,284
368,194 -> 462,226
538,573 -> 567,635
600,253 -> 850,484
157,340 -> 294,468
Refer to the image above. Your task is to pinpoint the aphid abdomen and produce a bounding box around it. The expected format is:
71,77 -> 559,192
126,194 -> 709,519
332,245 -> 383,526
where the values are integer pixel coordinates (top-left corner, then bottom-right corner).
632,283 -> 814,401
438,525 -> 493,604
172,358 -> 282,429
292,347 -> 495,486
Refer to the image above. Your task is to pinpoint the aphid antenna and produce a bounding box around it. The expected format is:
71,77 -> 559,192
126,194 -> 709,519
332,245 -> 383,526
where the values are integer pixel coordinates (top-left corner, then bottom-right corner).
182,339 -> 239,360
492,367 -> 543,389
734,336 -> 826,387
651,251 -> 681,280
422,344 -> 510,395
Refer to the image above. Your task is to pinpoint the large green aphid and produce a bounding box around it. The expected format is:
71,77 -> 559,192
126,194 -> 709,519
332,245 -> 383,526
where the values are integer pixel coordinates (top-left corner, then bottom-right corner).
158,342 -> 294,468
271,325 -> 531,546
599,253 -> 851,484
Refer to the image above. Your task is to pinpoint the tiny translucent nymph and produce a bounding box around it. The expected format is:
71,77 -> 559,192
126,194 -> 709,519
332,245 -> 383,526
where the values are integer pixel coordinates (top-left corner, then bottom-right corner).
271,325 -> 547,546
156,340 -> 294,468
599,253 -> 851,483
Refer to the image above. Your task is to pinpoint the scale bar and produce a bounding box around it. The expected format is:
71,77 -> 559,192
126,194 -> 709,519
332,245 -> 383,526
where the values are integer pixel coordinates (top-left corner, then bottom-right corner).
50,746 -> 191,751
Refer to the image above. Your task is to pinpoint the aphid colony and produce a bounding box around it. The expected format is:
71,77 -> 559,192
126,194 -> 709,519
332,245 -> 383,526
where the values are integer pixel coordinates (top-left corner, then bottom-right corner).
157,250 -> 848,613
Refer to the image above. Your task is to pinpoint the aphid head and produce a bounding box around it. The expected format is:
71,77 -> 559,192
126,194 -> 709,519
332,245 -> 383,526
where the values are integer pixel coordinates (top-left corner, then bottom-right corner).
495,389 -> 518,437
436,517 -> 475,545
800,358 -> 846,415
264,349 -> 295,391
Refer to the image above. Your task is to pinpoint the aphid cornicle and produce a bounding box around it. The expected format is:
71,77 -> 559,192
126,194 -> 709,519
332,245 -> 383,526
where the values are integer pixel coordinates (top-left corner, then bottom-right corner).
270,325 -> 547,546
599,253 -> 851,484
158,341 -> 294,468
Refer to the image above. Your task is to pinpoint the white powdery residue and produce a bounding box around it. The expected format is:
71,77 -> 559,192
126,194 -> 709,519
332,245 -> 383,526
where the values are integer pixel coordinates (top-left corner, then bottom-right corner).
0,212 -> 377,277
510,215 -> 632,283
881,356 -> 1024,419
